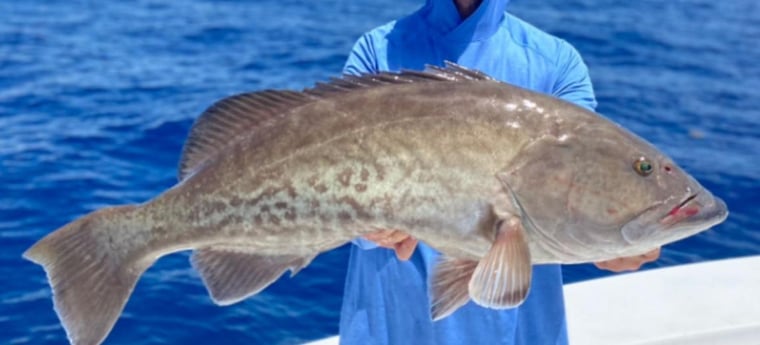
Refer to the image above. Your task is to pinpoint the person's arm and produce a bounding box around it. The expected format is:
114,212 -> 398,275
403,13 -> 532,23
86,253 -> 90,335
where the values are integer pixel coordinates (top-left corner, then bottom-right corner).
552,40 -> 660,271
343,34 -> 378,76
551,40 -> 597,112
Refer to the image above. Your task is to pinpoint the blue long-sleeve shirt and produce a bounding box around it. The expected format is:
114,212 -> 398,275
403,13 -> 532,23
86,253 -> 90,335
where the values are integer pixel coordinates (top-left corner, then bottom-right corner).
339,1 -> 596,344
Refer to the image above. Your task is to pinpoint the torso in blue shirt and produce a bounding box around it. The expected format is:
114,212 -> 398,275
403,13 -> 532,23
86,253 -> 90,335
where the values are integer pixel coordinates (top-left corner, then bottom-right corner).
340,1 -> 596,344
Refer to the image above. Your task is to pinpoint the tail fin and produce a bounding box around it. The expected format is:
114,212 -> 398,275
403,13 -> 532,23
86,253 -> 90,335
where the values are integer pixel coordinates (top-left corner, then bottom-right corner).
23,205 -> 154,345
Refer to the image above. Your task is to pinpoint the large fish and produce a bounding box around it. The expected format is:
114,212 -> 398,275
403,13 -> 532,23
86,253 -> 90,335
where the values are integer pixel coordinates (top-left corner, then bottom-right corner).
24,63 -> 727,345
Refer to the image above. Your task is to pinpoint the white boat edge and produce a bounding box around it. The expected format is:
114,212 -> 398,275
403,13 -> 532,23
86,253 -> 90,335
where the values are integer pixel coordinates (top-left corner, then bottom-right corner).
303,255 -> 760,345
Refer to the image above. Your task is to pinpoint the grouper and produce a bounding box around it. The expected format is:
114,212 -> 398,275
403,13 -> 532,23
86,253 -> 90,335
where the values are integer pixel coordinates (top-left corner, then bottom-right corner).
24,63 -> 728,345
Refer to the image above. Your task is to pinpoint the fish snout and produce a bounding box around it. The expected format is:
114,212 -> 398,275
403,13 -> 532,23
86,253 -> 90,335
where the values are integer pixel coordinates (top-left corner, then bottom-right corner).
621,190 -> 727,246
660,191 -> 727,228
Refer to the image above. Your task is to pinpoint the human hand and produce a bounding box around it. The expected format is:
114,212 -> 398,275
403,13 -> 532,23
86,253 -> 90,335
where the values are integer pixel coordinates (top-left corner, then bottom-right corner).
594,247 -> 661,272
363,229 -> 419,261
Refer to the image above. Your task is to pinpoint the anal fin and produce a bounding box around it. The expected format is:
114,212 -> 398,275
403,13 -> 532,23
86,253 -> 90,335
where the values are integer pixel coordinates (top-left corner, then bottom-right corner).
190,245 -> 316,306
468,217 -> 532,309
430,257 -> 478,321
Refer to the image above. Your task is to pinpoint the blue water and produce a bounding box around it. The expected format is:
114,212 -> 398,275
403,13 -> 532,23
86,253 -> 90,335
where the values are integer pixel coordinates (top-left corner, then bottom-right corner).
1,0 -> 758,344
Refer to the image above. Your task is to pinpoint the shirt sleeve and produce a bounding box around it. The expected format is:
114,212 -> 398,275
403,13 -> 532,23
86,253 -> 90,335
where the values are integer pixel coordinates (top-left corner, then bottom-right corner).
552,40 -> 598,111
343,34 -> 380,250
343,34 -> 378,76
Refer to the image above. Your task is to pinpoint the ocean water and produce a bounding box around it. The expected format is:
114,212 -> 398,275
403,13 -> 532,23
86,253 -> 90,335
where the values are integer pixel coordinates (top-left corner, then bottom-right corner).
1,0 -> 758,344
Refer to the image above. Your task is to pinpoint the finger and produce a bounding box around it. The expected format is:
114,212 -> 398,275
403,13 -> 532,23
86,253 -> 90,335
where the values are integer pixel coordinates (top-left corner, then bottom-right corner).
394,237 -> 418,261
385,230 -> 411,245
378,231 -> 409,249
363,229 -> 394,242
640,247 -> 661,262
594,259 -> 639,273
363,231 -> 395,249
594,259 -> 621,272
618,260 -> 643,272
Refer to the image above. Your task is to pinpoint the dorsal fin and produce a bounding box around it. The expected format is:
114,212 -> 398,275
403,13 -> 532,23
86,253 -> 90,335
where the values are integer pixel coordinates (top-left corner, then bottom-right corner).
304,61 -> 493,97
177,62 -> 494,180
177,90 -> 316,180
424,61 -> 495,82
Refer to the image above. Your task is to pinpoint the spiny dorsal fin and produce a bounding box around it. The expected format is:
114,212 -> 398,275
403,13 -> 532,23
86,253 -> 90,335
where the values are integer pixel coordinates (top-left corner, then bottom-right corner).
304,61 -> 493,97
424,61 -> 495,82
177,62 -> 494,180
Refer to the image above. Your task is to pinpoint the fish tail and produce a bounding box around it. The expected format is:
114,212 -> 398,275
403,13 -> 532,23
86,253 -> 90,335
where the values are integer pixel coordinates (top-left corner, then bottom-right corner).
23,205 -> 154,345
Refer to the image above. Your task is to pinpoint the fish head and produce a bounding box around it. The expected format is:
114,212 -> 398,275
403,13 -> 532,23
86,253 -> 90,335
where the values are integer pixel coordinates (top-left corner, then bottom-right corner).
500,124 -> 728,259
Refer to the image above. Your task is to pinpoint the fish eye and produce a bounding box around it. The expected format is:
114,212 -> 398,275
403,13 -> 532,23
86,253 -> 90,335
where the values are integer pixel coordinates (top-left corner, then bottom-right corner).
633,157 -> 654,176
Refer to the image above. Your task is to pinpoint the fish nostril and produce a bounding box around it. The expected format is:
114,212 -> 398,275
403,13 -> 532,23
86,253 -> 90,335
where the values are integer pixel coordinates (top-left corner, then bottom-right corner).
664,165 -> 672,173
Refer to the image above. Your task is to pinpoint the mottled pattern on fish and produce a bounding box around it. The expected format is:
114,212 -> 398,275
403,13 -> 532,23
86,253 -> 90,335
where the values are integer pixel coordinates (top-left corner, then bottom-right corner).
135,80 -> 583,261
23,64 -> 727,345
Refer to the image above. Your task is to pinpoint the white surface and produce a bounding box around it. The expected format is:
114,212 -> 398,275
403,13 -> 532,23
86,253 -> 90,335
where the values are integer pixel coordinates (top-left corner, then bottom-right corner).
303,338 -> 339,345
564,255 -> 760,345
304,256 -> 760,345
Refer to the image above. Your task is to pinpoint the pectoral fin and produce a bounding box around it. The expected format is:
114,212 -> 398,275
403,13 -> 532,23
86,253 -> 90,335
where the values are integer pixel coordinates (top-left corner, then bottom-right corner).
468,218 -> 532,308
191,246 -> 315,306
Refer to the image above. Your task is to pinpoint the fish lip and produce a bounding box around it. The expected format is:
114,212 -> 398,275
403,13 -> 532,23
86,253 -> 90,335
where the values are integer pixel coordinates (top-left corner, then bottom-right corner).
674,193 -> 697,213
622,190 -> 728,245
659,190 -> 728,229
660,193 -> 698,225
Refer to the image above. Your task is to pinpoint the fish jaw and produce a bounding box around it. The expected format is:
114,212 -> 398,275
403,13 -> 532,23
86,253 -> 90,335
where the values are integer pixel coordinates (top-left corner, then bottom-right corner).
621,189 -> 728,247
662,191 -> 728,231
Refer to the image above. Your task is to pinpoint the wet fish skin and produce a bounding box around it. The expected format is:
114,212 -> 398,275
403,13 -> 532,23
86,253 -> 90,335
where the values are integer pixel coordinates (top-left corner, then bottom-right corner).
130,77 -> 552,259
23,64 -> 727,345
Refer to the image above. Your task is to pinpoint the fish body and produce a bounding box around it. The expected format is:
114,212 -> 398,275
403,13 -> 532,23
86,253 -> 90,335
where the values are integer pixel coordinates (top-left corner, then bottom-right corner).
24,64 -> 727,345
138,76 -> 551,261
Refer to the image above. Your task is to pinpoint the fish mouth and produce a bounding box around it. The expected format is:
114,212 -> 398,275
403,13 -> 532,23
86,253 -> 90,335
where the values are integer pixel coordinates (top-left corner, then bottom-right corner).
659,192 -> 727,228
622,190 -> 728,245
659,193 -> 699,226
